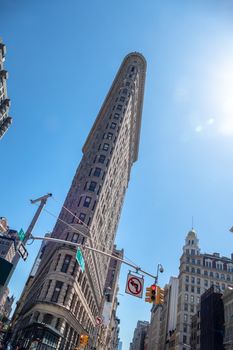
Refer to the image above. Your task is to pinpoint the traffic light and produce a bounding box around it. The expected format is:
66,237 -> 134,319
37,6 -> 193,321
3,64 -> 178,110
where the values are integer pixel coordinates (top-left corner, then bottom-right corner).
155,286 -> 165,305
145,284 -> 156,303
79,334 -> 89,347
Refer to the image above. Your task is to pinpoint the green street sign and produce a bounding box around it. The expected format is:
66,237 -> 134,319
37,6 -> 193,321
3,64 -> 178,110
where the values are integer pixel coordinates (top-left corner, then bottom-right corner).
76,248 -> 85,272
18,228 -> 26,241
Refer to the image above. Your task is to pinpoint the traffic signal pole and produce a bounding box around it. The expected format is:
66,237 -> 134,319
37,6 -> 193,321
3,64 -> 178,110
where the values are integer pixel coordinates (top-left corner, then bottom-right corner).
31,235 -> 157,279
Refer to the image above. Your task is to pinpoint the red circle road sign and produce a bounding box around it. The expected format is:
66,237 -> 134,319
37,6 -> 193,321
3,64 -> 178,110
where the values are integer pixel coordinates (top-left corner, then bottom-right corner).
95,316 -> 103,325
127,276 -> 143,295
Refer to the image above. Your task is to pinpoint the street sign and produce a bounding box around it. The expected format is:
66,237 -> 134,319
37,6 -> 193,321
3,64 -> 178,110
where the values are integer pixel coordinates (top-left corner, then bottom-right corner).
17,242 -> 28,261
125,273 -> 144,298
95,316 -> 103,326
76,248 -> 85,272
18,228 -> 26,241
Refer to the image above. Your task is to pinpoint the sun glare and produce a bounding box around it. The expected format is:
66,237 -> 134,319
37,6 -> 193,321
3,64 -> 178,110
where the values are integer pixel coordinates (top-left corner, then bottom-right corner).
209,58 -> 233,136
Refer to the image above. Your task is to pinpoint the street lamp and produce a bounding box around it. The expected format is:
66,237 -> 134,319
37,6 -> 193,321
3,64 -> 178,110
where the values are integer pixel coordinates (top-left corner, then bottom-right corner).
155,264 -> 164,284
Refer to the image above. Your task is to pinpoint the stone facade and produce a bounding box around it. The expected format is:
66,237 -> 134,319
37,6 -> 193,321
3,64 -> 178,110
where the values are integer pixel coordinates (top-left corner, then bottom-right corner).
175,229 -> 233,349
147,305 -> 162,350
0,39 -> 12,139
147,277 -> 178,350
12,52 -> 146,350
131,321 -> 149,350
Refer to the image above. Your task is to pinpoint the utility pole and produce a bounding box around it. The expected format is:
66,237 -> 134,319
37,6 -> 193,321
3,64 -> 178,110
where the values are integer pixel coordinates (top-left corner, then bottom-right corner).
24,193 -> 52,243
0,193 -> 52,295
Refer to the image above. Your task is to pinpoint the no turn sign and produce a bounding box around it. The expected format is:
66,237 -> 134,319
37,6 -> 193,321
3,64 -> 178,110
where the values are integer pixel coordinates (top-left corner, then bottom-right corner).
95,316 -> 103,326
125,273 -> 144,298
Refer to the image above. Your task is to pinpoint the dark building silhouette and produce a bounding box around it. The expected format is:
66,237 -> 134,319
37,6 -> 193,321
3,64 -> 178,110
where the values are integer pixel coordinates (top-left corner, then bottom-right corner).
200,286 -> 224,350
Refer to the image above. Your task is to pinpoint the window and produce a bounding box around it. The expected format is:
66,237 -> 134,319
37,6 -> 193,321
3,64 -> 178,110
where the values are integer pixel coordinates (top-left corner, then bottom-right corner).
185,275 -> 189,283
221,274 -> 225,280
184,294 -> 188,301
191,295 -> 194,303
197,278 -> 200,285
204,280 -> 208,287
83,196 -> 91,208
72,233 -> 79,243
184,314 -> 188,322
184,303 -> 188,311
204,270 -> 208,276
183,324 -> 187,333
43,314 -> 53,325
51,281 -> 63,302
191,249 -> 195,255
88,181 -> 97,192
186,266 -> 189,272
197,296 -> 200,303
110,122 -> 117,129
191,286 -> 194,293
197,287 -> 200,294
191,277 -> 195,284
190,305 -> 194,313
106,132 -> 113,140
93,168 -> 101,178
103,143 -> 109,151
222,283 -> 225,290
227,275 -> 230,281
98,155 -> 106,163
197,268 -> 201,274
216,262 -> 223,270
114,113 -> 120,119
216,272 -> 219,279
192,259 -> 195,265
120,96 -> 125,102
61,255 -> 72,273
191,267 -> 195,273
185,285 -> 189,292
126,81 -> 130,86
210,271 -> 213,277
78,213 -> 86,224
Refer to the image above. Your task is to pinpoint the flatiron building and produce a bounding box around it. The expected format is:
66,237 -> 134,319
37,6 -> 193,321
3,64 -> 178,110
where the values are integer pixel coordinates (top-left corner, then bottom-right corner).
12,52 -> 146,350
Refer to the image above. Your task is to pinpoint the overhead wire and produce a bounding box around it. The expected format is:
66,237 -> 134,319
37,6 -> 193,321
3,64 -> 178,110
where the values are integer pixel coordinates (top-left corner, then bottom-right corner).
32,198 -> 139,268
51,195 -> 139,267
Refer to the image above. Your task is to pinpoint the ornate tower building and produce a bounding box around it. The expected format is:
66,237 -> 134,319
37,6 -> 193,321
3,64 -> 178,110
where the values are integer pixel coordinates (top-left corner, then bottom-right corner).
175,229 -> 233,350
13,52 -> 146,349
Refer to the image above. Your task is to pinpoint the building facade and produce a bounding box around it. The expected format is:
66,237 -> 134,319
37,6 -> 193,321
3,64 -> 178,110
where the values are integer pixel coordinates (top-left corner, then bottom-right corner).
102,246 -> 123,350
0,39 -> 12,139
147,305 -> 162,350
159,277 -> 178,350
12,52 -> 146,350
222,288 -> 233,349
131,321 -> 149,350
147,277 -> 178,350
175,229 -> 233,349
199,286 -> 224,350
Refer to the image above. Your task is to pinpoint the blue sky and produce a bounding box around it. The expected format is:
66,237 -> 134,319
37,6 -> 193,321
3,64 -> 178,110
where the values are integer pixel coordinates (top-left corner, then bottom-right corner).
1,0 -> 233,348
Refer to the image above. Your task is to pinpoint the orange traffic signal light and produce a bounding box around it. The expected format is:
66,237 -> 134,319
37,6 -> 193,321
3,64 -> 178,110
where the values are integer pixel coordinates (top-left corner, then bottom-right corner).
155,286 -> 165,305
145,284 -> 157,303
80,334 -> 89,347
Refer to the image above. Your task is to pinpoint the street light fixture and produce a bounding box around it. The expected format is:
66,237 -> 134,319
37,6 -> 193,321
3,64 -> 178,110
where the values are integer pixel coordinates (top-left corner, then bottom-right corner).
155,264 -> 164,284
